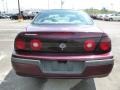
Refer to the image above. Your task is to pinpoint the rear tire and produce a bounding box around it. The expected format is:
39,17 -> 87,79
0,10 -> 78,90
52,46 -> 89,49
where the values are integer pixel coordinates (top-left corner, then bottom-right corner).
109,18 -> 113,21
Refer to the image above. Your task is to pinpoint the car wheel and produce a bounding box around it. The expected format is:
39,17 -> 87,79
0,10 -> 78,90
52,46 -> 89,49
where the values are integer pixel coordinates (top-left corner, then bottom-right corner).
109,18 -> 113,21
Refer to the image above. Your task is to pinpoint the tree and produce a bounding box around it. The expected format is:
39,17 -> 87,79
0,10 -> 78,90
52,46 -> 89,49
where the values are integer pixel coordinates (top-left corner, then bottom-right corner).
101,7 -> 108,13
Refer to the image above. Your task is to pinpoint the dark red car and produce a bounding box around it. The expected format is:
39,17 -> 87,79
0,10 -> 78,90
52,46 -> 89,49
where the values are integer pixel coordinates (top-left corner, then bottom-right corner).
11,9 -> 114,79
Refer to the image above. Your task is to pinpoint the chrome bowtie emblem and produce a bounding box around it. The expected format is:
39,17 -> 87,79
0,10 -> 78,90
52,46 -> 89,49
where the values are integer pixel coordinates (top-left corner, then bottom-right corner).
59,43 -> 66,51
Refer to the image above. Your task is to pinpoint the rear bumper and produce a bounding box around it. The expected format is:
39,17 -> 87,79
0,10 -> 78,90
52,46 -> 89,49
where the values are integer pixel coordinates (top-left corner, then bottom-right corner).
11,56 -> 114,79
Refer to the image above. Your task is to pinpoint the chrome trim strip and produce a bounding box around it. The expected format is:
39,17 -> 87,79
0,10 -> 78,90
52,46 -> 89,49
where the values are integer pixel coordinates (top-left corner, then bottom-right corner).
12,57 -> 114,67
85,59 -> 114,66
11,57 -> 41,66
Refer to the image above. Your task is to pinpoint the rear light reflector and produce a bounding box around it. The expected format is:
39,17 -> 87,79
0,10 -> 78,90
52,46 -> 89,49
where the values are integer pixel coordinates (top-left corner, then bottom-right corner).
100,37 -> 111,51
84,39 -> 96,52
30,39 -> 42,51
15,39 -> 25,50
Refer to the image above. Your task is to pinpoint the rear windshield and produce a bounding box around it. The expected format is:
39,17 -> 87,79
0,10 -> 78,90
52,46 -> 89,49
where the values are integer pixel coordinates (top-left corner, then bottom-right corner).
32,10 -> 94,25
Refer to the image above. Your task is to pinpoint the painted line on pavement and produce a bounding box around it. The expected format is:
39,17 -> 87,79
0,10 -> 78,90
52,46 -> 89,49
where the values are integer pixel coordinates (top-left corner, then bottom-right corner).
0,39 -> 14,42
0,52 -> 10,85
0,52 -> 6,61
0,29 -> 23,31
0,72 -> 10,84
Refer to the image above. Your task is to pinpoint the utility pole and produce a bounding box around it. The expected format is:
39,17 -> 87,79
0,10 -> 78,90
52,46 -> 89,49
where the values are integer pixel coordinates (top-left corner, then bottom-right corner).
5,0 -> 8,13
48,0 -> 49,9
18,0 -> 21,16
110,3 -> 114,11
1,0 -> 5,13
61,0 -> 64,9
18,0 -> 23,20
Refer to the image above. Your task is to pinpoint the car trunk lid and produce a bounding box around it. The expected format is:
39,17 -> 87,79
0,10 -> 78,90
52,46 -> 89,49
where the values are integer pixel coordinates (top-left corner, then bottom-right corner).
15,25 -> 111,55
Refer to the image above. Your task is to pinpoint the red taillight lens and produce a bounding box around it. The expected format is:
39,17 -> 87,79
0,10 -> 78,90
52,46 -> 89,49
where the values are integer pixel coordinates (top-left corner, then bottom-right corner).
15,39 -> 25,50
84,39 -> 96,52
100,37 -> 111,51
30,39 -> 42,50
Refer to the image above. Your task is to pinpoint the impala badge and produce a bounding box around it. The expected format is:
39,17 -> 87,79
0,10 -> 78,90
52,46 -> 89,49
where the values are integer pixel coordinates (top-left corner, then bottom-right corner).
59,43 -> 66,51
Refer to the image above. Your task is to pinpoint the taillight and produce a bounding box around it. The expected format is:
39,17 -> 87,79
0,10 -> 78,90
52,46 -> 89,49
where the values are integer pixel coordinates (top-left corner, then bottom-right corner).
15,39 -> 25,50
100,37 -> 111,51
30,39 -> 42,51
84,39 -> 96,52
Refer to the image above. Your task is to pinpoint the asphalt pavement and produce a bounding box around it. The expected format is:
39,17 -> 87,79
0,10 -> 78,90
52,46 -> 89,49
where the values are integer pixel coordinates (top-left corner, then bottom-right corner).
0,19 -> 120,90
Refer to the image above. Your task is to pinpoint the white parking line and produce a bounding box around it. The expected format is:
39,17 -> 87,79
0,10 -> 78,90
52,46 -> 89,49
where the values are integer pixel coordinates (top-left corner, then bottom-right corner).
0,72 -> 10,84
0,39 -> 14,42
0,52 -> 9,84
0,52 -> 6,61
0,55 -> 5,61
0,29 -> 24,31
0,52 -> 12,85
